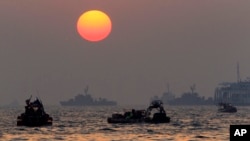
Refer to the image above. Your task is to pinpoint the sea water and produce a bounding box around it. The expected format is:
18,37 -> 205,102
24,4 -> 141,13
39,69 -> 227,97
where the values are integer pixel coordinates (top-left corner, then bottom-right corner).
0,105 -> 249,141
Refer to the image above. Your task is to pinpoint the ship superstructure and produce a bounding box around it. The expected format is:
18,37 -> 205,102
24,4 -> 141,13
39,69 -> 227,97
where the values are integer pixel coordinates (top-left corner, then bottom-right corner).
214,81 -> 250,105
214,63 -> 250,105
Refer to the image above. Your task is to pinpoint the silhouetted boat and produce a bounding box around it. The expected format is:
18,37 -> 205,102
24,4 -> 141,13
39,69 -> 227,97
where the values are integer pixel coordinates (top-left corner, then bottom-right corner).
17,96 -> 53,127
158,84 -> 214,105
107,100 -> 170,124
217,102 -> 237,113
60,86 -> 117,106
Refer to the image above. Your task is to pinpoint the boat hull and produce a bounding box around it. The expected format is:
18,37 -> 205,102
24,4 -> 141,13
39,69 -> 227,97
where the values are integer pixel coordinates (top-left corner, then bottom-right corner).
107,117 -> 170,124
218,108 -> 237,113
217,103 -> 237,113
17,113 -> 53,127
145,113 -> 171,123
107,118 -> 144,124
107,113 -> 170,124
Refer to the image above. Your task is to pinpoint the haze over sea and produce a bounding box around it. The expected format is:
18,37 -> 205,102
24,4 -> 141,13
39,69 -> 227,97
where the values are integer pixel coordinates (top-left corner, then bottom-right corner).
0,105 -> 249,141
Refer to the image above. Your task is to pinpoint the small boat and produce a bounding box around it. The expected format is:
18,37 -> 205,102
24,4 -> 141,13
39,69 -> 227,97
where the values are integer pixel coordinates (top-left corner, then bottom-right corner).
107,100 -> 170,124
217,102 -> 237,113
17,96 -> 53,126
107,109 -> 146,123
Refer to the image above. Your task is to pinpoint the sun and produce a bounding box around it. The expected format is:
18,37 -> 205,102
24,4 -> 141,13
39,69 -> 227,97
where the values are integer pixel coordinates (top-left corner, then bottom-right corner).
77,10 -> 112,42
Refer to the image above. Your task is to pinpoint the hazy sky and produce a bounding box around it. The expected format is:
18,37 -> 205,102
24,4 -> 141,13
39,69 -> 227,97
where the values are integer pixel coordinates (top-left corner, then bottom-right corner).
0,0 -> 250,105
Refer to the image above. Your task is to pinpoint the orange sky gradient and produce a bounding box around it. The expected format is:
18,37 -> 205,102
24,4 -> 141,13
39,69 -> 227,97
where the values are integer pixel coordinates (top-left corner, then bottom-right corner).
0,0 -> 250,105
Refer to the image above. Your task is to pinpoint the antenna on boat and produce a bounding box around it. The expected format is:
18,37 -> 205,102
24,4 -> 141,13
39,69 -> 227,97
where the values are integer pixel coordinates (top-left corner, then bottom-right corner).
84,85 -> 89,95
36,89 -> 40,98
36,89 -> 42,102
167,83 -> 170,93
190,84 -> 196,94
237,62 -> 241,83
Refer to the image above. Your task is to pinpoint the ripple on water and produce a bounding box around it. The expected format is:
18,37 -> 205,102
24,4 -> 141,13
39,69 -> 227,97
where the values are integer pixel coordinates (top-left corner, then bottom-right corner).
54,136 -> 65,140
0,105 -> 249,141
99,127 -> 116,132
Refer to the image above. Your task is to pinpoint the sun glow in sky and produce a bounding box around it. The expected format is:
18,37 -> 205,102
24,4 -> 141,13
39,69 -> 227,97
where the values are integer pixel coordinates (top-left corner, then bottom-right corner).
77,10 -> 112,42
1,0 -> 250,105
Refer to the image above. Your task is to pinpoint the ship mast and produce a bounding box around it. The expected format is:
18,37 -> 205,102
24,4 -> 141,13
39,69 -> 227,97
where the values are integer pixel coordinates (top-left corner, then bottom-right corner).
84,85 -> 89,95
167,83 -> 170,94
237,62 -> 241,83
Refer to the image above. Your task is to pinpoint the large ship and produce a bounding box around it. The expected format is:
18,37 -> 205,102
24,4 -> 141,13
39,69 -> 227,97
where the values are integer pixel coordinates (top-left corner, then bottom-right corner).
214,63 -> 250,106
60,86 -> 117,106
155,84 -> 214,105
214,81 -> 250,106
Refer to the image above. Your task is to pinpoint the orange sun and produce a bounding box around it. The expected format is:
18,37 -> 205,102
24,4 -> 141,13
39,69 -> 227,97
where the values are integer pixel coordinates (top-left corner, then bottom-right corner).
77,10 -> 112,42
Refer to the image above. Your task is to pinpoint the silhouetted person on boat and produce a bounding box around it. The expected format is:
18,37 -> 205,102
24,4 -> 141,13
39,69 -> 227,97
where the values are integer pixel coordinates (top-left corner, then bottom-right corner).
32,98 -> 45,115
25,96 -> 33,114
147,100 -> 165,112
24,96 -> 45,116
131,109 -> 138,119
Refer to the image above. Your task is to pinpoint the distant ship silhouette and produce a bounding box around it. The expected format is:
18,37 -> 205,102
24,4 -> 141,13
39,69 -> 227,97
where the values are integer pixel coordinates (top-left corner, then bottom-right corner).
60,86 -> 117,106
154,84 -> 214,105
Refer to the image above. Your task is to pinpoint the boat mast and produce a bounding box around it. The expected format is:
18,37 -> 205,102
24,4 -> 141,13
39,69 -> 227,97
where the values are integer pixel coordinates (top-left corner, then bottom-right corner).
237,62 -> 241,83
84,85 -> 89,95
190,84 -> 196,94
167,83 -> 170,94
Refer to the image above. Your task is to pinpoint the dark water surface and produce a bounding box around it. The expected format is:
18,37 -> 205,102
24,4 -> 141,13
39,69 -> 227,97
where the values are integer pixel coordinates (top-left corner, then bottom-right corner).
0,105 -> 249,141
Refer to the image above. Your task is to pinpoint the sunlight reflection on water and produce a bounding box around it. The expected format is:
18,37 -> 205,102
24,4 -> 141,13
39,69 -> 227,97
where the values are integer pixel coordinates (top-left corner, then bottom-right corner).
1,105 -> 250,141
